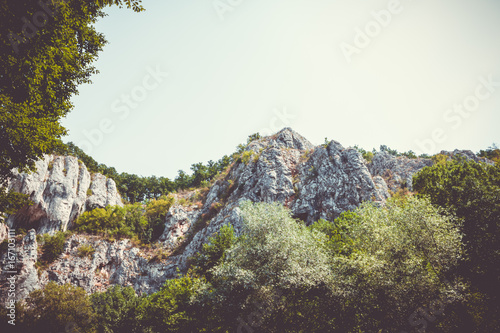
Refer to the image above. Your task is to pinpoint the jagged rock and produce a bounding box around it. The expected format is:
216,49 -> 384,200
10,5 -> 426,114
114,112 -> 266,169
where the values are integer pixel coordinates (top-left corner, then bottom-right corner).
159,205 -> 202,249
162,129 -> 393,268
0,223 -> 8,244
369,151 -> 433,192
6,155 -> 123,235
86,173 -> 123,210
440,149 -> 495,165
2,128 -> 493,302
293,141 -> 387,224
0,231 -> 180,302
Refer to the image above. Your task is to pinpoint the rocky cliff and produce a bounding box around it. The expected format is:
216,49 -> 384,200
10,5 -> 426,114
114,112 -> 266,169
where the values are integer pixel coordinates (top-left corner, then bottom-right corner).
1,128 -> 492,302
6,155 -> 123,235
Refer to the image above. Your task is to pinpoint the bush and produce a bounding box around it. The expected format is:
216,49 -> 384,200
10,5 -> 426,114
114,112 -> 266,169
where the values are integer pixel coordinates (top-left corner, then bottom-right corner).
24,282 -> 95,333
190,224 -> 237,280
40,231 -> 68,264
91,285 -> 141,333
138,275 -> 203,332
75,196 -> 174,244
77,244 -> 95,258
240,150 -> 254,165
310,197 -> 464,332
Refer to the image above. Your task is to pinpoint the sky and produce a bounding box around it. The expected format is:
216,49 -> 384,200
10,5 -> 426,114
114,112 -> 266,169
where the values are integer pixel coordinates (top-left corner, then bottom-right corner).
61,0 -> 500,179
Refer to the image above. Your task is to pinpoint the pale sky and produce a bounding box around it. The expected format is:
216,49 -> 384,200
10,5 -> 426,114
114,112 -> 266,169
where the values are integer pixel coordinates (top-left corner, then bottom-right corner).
61,0 -> 500,178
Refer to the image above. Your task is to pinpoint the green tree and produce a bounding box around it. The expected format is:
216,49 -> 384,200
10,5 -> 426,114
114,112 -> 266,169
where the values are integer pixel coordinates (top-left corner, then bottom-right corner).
190,223 -> 237,281
138,275 -> 204,333
207,202 -> 335,332
91,285 -> 141,333
413,159 -> 500,331
318,197 -> 463,332
24,282 -> 95,333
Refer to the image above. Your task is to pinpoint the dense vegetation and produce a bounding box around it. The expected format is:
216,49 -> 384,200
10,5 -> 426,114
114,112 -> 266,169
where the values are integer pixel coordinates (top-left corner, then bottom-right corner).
6,176 -> 498,332
75,195 -> 174,244
413,158 -> 500,331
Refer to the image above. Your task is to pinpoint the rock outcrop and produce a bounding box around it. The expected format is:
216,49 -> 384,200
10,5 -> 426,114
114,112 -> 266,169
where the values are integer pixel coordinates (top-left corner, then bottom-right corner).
0,231 -> 178,303
160,129 -> 398,271
369,151 -> 433,192
1,128 -> 494,302
440,149 -> 495,165
6,155 -> 123,235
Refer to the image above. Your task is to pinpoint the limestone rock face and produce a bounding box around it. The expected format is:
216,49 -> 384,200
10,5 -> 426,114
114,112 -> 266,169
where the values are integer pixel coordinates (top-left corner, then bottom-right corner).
369,151 -> 433,192
6,155 -> 123,235
2,128 -> 493,302
0,223 -> 8,244
159,205 -> 202,249
440,149 -> 495,165
161,128 -> 395,270
0,231 -> 178,302
36,234 -> 177,297
293,141 -> 386,224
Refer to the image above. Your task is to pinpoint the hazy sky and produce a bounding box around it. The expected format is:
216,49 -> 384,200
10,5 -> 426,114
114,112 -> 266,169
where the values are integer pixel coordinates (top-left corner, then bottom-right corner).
61,0 -> 500,178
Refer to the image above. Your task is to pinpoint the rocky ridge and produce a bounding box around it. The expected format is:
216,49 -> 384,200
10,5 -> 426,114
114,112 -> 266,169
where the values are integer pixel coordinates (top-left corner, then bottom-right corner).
1,128 -> 493,302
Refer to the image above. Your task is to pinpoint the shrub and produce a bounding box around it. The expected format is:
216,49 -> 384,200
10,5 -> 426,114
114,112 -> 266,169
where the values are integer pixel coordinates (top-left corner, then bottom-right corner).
240,150 -> 254,165
77,244 -> 95,258
24,282 -> 95,333
75,197 -> 174,244
40,231 -> 68,264
138,275 -> 204,333
91,285 -> 141,333
86,188 -> 93,196
190,224 -> 237,280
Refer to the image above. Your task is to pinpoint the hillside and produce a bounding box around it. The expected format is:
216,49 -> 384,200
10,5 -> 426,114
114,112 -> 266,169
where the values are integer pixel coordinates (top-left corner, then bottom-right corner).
1,128 -> 498,332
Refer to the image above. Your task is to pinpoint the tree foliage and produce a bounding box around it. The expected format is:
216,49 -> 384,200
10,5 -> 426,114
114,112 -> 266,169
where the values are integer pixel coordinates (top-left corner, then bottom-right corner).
320,197 -> 463,332
91,285 -> 142,333
75,195 -> 174,243
413,159 -> 500,331
138,275 -> 203,333
23,282 -> 95,333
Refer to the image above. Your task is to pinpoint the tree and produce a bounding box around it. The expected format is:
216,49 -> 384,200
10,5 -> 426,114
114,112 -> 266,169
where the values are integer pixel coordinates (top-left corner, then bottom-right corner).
24,282 -> 95,333
190,223 -> 237,281
138,275 -> 204,333
208,202 -> 335,332
413,159 -> 500,331
0,0 -> 142,214
91,285 -> 141,333
316,197 -> 464,332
